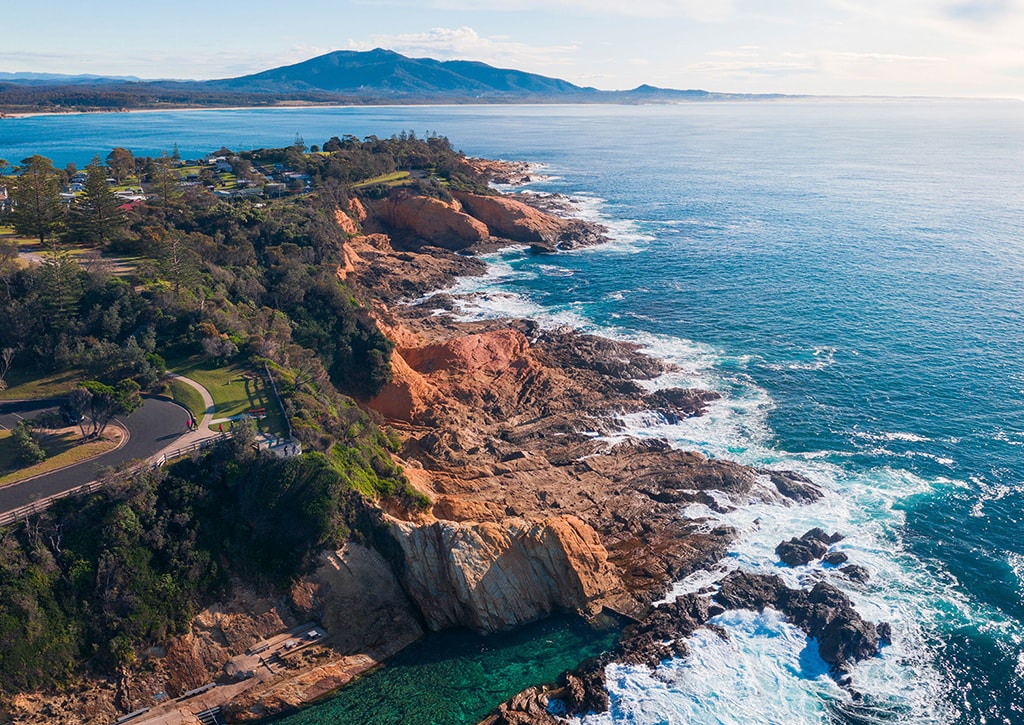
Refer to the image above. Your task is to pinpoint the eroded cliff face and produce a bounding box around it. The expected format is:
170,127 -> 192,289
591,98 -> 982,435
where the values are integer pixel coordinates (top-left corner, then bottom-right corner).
368,193 -> 490,250
290,544 -> 423,657
386,515 -> 627,632
358,296 -> 820,621
452,192 -> 568,246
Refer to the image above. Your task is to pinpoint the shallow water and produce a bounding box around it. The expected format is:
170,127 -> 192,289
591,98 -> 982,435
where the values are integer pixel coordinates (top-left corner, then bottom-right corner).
266,615 -> 618,725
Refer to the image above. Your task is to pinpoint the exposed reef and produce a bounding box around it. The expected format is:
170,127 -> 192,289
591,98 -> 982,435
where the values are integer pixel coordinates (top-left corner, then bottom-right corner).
488,567 -> 890,724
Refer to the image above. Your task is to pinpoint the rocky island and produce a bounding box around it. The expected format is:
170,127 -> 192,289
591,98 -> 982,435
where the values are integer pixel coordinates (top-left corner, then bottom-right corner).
0,142 -> 887,724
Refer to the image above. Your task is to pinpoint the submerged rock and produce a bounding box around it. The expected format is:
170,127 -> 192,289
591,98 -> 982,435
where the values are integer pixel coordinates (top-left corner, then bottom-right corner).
495,566 -> 890,722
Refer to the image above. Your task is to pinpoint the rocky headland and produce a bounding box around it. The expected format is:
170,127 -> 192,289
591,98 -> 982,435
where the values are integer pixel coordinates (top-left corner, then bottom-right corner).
5,161 -> 888,724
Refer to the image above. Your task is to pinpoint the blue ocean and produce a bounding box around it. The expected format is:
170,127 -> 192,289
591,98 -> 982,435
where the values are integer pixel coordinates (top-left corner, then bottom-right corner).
4,101 -> 1024,723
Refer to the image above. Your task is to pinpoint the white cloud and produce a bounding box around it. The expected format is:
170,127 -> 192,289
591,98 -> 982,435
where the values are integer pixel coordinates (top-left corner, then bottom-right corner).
358,0 -> 735,20
345,27 -> 579,71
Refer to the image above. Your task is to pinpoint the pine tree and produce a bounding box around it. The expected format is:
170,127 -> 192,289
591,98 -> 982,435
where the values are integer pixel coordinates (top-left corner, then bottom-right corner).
38,243 -> 84,329
11,155 -> 65,245
148,154 -> 181,220
67,156 -> 125,247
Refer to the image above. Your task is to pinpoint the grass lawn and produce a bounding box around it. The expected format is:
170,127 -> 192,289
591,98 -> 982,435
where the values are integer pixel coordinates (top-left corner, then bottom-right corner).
166,378 -> 206,420
0,427 -> 122,487
0,369 -> 83,400
5,229 -> 142,278
351,171 -> 411,188
168,357 -> 287,437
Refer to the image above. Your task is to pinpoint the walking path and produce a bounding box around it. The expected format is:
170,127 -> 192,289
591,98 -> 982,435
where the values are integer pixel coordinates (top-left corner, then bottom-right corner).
1,370 -> 301,521
160,372 -> 300,460
158,373 -> 220,458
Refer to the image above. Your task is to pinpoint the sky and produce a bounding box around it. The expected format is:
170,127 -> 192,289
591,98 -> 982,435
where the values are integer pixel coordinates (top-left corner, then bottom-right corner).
3,0 -> 1023,98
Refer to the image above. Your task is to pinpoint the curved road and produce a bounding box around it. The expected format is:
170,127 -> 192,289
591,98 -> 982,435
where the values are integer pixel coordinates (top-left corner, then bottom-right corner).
0,396 -> 190,514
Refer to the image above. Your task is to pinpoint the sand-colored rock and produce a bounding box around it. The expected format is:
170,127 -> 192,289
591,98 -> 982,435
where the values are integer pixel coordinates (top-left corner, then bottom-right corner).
402,328 -> 532,375
348,196 -> 367,222
367,350 -> 440,422
370,193 -> 490,250
387,514 -> 625,632
333,208 -> 361,236
453,191 -> 568,245
225,654 -> 381,722
290,544 -> 423,657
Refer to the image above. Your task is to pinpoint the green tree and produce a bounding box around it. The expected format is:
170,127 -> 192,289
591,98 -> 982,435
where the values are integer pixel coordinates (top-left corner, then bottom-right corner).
67,156 -> 125,247
61,386 -> 92,438
105,147 -> 134,184
148,155 -> 181,219
150,227 -> 200,298
38,244 -> 84,329
12,420 -> 46,465
78,379 -> 142,438
0,237 -> 17,300
10,155 -> 65,245
0,347 -> 14,391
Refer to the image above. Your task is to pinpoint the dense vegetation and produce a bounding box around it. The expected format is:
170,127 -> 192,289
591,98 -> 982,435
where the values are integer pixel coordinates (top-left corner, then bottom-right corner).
0,133 -> 482,695
0,81 -> 351,115
0,133 -> 487,398
0,439 -> 387,691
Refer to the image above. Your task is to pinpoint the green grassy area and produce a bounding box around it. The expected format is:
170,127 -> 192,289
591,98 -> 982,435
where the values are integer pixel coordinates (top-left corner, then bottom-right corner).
351,171 -> 411,188
166,378 -> 207,420
5,230 -> 143,277
168,357 -> 287,436
0,427 -> 122,487
0,369 -> 83,400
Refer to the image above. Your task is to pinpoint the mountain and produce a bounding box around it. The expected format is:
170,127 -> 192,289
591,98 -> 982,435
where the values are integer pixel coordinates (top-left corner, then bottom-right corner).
0,50 -> 787,114
206,48 -> 595,98
0,71 -> 142,85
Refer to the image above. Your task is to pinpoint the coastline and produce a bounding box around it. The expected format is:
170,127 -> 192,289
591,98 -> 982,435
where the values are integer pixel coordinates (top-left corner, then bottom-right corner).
252,169 -> 884,722
3,158 -> 889,725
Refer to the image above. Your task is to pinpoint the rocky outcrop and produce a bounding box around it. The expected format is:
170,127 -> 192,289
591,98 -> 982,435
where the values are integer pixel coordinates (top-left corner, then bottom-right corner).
466,157 -> 537,186
495,567 -> 890,723
369,193 -> 490,250
402,328 -> 533,376
224,653 -> 384,723
333,208 -> 361,236
715,570 -> 891,675
775,527 -> 845,566
387,515 -> 626,632
453,191 -> 569,246
290,544 -> 423,657
367,350 -> 440,422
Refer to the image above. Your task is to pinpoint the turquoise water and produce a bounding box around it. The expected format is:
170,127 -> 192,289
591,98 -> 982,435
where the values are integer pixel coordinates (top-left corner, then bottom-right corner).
5,102 -> 1024,722
267,616 -> 618,725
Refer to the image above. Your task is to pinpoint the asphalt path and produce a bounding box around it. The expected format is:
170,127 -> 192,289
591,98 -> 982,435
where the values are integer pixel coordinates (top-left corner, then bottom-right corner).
0,396 -> 189,514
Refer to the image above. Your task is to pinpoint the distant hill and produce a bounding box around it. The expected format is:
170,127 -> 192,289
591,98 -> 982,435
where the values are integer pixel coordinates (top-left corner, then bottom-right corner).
0,49 -> 787,114
205,48 -> 595,98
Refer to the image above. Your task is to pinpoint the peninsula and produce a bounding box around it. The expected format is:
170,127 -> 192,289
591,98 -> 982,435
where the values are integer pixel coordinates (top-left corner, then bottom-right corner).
0,136 -> 884,724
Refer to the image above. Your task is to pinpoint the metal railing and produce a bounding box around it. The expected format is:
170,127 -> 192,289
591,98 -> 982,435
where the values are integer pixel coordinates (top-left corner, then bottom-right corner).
263,361 -> 292,441
151,435 -> 225,468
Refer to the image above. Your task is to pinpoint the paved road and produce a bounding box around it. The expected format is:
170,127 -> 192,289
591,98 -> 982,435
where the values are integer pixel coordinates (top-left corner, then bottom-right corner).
0,396 -> 190,514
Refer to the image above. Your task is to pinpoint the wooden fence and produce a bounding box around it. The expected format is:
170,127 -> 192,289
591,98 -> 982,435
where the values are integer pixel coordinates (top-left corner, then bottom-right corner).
0,435 -> 225,527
